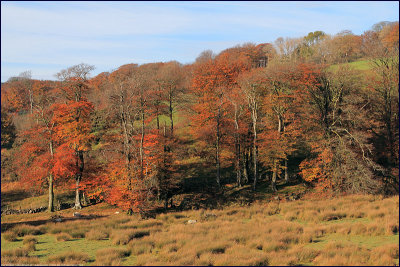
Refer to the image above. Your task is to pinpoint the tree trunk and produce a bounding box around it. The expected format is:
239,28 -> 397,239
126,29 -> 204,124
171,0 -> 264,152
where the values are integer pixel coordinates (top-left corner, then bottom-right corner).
29,89 -> 33,115
271,159 -> 278,191
252,111 -> 257,191
216,106 -> 221,189
242,150 -> 248,184
48,140 -> 55,212
234,104 -> 241,187
75,180 -> 82,209
74,151 -> 84,209
284,159 -> 289,183
169,90 -> 174,136
140,109 -> 145,179
48,174 -> 54,212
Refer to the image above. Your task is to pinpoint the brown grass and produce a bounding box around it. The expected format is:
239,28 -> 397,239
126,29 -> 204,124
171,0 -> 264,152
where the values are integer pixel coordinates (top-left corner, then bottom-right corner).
95,248 -> 131,266
55,232 -> 72,241
1,194 -> 398,266
47,251 -> 90,265
111,229 -> 150,245
3,231 -> 18,242
12,224 -> 43,237
86,228 -> 109,240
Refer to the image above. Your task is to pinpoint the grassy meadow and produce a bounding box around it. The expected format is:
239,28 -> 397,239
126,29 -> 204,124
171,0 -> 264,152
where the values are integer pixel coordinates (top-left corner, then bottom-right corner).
1,192 -> 398,266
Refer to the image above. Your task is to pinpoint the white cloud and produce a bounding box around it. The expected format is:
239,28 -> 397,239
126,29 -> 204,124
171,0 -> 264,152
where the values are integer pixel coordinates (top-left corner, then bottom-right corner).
1,1 -> 398,81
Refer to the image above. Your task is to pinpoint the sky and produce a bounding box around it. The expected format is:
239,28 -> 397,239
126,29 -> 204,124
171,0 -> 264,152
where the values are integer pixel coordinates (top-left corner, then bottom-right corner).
1,1 -> 399,82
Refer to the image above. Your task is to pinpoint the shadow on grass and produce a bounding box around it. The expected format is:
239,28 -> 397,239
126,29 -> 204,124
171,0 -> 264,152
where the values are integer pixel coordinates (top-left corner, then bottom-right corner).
1,214 -> 107,233
1,190 -> 32,209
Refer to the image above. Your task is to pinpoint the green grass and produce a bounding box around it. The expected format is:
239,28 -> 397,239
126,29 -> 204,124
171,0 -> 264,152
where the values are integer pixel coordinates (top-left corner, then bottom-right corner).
328,59 -> 373,72
306,233 -> 399,250
2,234 -> 136,266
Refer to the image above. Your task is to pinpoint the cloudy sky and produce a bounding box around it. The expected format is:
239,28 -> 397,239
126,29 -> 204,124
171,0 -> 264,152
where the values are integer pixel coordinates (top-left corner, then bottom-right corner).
1,1 -> 399,82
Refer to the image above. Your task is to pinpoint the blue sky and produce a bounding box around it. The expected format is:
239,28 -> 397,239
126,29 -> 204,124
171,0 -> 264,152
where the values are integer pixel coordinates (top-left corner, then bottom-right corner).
1,1 -> 399,82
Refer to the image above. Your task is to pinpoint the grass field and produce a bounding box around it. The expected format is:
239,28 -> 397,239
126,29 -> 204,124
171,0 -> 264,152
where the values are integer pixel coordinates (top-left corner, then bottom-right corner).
328,59 -> 373,72
1,192 -> 398,266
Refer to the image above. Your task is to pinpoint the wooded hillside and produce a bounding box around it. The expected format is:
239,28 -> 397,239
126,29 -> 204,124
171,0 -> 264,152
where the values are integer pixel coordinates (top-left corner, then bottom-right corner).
1,21 -> 398,214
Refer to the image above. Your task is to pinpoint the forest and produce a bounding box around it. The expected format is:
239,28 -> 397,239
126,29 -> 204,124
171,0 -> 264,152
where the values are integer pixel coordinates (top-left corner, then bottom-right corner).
1,20 -> 399,216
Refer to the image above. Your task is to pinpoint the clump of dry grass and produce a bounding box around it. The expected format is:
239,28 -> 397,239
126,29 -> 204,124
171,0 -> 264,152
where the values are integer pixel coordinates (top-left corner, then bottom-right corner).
69,230 -> 86,238
3,231 -> 18,241
195,240 -> 230,257
289,246 -> 320,264
22,235 -> 37,251
129,238 -> 154,255
22,235 -> 37,245
55,232 -> 72,241
1,247 -> 39,265
12,224 -> 43,237
95,248 -> 131,266
47,251 -> 90,265
211,244 -> 269,266
23,242 -> 36,252
1,247 -> 30,258
111,229 -> 150,245
86,228 -> 109,240
319,211 -> 347,221
371,243 -> 399,262
312,241 -> 370,265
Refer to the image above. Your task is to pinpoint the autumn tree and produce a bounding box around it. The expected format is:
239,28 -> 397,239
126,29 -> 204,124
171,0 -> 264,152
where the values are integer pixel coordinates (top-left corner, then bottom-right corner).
238,68 -> 265,190
192,47 -> 250,189
55,63 -> 95,209
259,63 -> 303,191
298,64 -> 382,193
1,108 -> 16,149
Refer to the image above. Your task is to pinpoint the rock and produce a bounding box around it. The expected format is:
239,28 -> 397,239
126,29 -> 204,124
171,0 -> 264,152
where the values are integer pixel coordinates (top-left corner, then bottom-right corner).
187,219 -> 197,224
73,212 -> 82,217
115,211 -> 120,214
55,218 -> 63,222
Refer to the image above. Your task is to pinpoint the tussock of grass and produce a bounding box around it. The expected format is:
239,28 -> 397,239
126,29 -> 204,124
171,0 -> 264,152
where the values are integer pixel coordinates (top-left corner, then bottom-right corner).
1,247 -> 30,257
13,224 -> 43,237
47,251 -> 90,265
86,228 -> 109,240
3,231 -> 18,242
22,235 -> 37,245
129,239 -> 154,255
312,241 -> 371,265
55,232 -> 72,241
95,248 -> 131,266
70,230 -> 86,238
111,229 -> 150,245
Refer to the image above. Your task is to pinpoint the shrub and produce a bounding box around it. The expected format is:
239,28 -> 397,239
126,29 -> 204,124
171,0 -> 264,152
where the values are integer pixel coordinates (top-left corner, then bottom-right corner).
47,251 -> 90,265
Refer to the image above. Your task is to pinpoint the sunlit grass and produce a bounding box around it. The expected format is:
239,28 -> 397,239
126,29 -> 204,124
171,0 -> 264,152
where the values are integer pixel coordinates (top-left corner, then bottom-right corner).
1,194 -> 398,265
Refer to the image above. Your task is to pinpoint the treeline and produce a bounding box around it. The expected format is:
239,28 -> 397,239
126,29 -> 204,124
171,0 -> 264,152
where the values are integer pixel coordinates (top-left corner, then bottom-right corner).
1,21 -> 398,213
